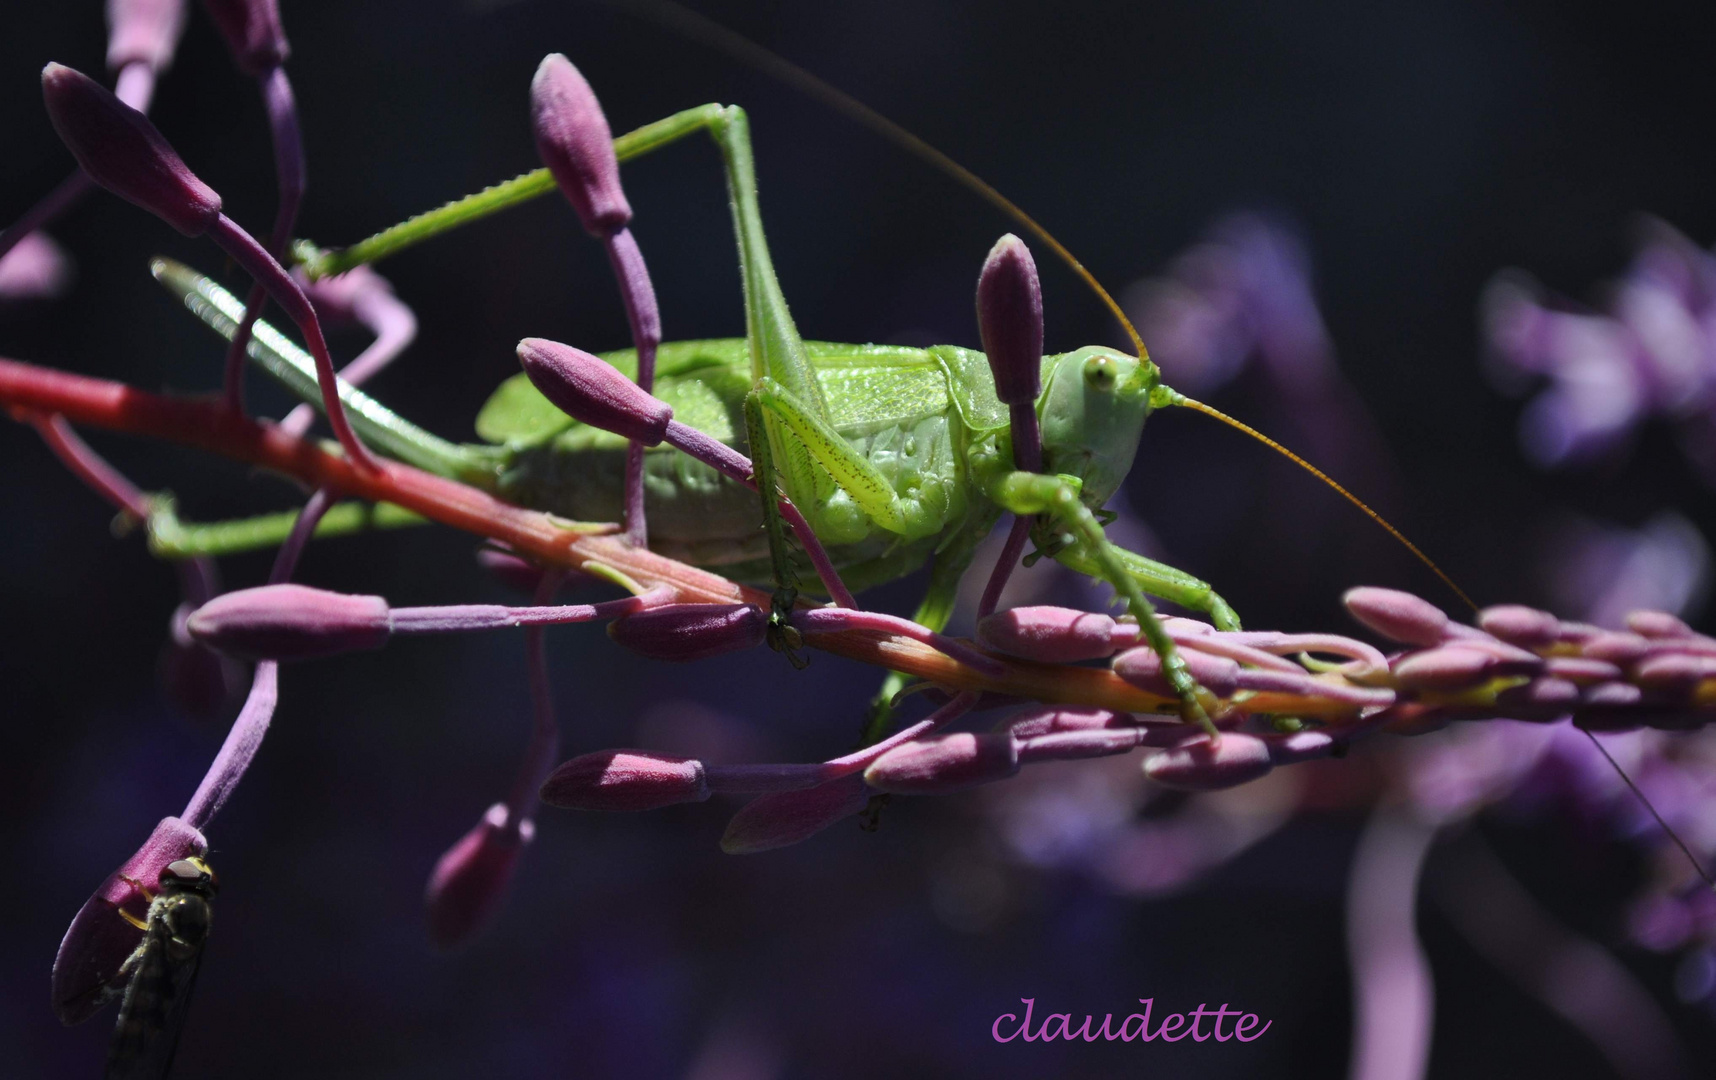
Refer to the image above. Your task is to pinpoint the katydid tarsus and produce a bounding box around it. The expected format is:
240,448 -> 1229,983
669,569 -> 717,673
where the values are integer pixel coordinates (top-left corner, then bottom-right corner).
148,55 -> 1463,739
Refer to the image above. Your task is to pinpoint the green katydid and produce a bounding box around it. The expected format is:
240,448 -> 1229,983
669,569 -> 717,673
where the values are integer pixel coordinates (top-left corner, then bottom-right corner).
149,73 -> 1461,737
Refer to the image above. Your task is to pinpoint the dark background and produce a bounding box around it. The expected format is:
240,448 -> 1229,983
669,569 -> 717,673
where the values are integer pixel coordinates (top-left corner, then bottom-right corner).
4,1 -> 1715,1076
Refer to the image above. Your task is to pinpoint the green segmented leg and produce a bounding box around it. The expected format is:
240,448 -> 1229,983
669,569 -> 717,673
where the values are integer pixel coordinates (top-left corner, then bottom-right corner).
146,498 -> 428,559
743,391 -> 808,667
978,463 -> 1217,733
859,504 -> 999,745
1047,533 -> 1241,631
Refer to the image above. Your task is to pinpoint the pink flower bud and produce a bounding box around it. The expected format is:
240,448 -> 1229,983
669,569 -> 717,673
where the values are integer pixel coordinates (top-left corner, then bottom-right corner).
1496,676 -> 1580,710
1581,631 -> 1651,665
107,0 -> 188,73
52,816 -> 207,1024
1476,604 -> 1560,649
1016,728 -> 1156,762
607,603 -> 766,662
863,733 -> 1020,794
998,706 -> 1136,739
424,803 -> 530,949
1111,644 -> 1239,698
531,53 -> 630,237
41,62 -> 222,236
1143,733 -> 1274,791
1632,653 -> 1716,689
1542,656 -> 1622,682
1626,610 -> 1695,640
976,234 -> 1044,407
539,750 -> 710,811
976,606 -> 1124,662
720,774 -> 871,855
159,602 -> 245,720
186,584 -> 391,661
1264,729 -> 1338,764
1390,646 -> 1494,691
200,0 -> 289,76
517,337 -> 671,445
1342,586 -> 1449,646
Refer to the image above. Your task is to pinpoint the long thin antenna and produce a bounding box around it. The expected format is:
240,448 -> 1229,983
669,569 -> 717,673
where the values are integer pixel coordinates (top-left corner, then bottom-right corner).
1176,394 -> 1477,613
1583,729 -> 1716,891
604,0 -> 1472,613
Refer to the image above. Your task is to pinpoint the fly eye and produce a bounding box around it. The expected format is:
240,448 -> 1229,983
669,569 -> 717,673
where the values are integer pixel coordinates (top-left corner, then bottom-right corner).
1083,355 -> 1118,391
160,858 -> 217,893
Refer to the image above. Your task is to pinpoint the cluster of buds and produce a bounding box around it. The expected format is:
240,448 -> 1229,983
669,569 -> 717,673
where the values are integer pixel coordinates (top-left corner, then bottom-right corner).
525,586 -> 1716,854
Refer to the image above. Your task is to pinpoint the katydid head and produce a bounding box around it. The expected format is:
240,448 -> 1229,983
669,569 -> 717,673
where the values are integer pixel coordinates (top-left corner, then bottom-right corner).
1036,346 -> 1161,507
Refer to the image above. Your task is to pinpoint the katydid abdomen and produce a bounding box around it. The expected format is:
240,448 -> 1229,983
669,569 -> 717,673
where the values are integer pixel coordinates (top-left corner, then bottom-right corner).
481,338 -> 983,590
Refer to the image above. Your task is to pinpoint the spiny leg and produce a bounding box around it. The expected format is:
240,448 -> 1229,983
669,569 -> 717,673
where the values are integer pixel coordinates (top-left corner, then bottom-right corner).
983,466 -> 1218,733
858,506 -> 998,746
1044,530 -> 1241,631
742,391 -> 807,667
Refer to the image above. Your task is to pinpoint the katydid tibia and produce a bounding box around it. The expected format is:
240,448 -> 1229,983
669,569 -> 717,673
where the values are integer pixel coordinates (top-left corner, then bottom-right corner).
147,73 -> 1434,736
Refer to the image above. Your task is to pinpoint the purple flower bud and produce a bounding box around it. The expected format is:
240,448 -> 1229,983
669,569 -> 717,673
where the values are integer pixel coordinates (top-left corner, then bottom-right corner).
1496,676 -> 1580,710
531,54 -> 630,237
1627,609 -> 1695,640
1143,733 -> 1274,791
424,803 -> 530,949
976,606 -> 1124,662
1632,652 -> 1716,689
976,234 -> 1045,407
41,62 -> 221,236
186,583 -> 390,661
863,733 -> 1020,794
998,706 -> 1137,739
1112,644 -> 1239,698
1581,631 -> 1652,665
1582,681 -> 1643,706
107,0 -> 188,73
539,750 -> 710,811
1016,728 -> 1157,762
476,547 -> 552,594
607,603 -> 766,662
1390,646 -> 1495,691
517,337 -> 671,446
1542,656 -> 1622,682
1477,604 -> 1560,649
52,816 -> 206,1024
159,602 -> 245,720
200,0 -> 289,76
1264,730 -> 1337,764
1342,586 -> 1450,647
720,774 -> 871,855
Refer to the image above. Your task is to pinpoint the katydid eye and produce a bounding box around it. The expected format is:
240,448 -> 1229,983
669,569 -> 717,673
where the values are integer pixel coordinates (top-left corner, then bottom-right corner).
1083,355 -> 1118,391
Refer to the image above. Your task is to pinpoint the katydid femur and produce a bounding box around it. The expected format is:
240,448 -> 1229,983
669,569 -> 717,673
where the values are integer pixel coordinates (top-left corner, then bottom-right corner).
154,58 -> 1462,735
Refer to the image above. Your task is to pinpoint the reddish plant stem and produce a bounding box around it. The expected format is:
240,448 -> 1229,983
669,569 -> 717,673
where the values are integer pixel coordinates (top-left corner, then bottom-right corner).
2,354 -> 1349,718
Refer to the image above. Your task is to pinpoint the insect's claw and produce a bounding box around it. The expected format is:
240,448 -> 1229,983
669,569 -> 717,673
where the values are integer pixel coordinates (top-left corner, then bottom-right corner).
765,588 -> 810,668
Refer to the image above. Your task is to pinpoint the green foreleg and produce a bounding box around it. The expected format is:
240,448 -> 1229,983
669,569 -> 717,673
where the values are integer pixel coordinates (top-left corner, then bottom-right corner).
984,468 -> 1217,733
147,499 -> 428,559
1049,541 -> 1241,631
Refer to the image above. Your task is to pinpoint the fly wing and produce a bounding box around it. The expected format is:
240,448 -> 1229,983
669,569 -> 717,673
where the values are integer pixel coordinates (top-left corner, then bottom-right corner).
104,920 -> 205,1080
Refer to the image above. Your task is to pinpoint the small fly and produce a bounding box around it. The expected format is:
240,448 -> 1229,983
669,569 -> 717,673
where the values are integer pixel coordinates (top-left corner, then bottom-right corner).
104,857 -> 219,1080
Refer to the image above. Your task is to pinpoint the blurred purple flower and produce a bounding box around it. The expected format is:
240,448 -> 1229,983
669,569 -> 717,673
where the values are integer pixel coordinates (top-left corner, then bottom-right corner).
1484,219 -> 1716,477
0,232 -> 73,301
